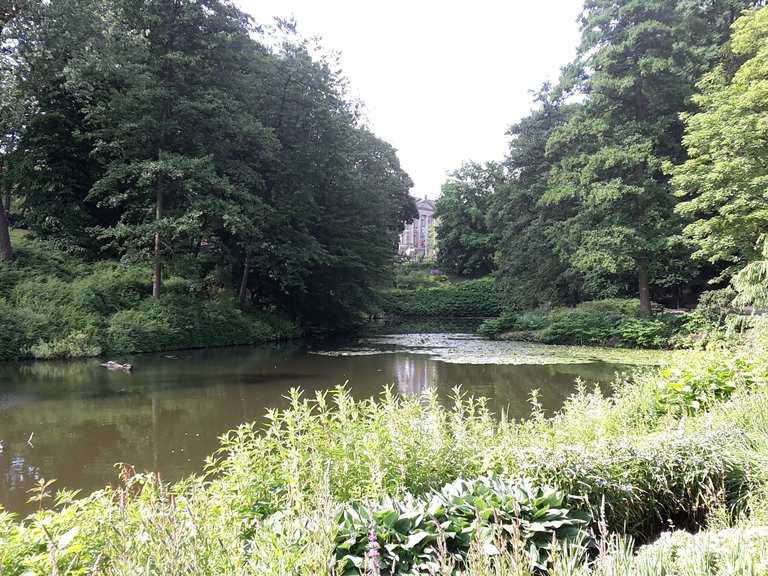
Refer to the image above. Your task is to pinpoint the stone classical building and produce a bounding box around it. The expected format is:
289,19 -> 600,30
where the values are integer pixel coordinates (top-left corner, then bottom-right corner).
398,197 -> 437,260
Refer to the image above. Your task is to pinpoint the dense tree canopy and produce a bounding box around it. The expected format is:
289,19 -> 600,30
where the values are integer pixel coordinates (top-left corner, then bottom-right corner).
0,0 -> 415,328
490,87 -> 583,308
435,162 -> 499,278
7,0 -> 768,328
672,6 -> 768,280
0,0 -> 35,262
541,0 -> 752,312
436,0 -> 762,313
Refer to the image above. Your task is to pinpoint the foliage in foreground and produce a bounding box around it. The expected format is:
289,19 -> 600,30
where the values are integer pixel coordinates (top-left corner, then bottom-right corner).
3,333 -> 768,573
336,476 -> 591,574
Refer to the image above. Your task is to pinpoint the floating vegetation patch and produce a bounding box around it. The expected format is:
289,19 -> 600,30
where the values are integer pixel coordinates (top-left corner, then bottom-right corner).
313,333 -> 677,367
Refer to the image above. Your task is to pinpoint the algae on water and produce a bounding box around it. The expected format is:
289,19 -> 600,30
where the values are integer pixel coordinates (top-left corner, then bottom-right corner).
313,333 -> 677,366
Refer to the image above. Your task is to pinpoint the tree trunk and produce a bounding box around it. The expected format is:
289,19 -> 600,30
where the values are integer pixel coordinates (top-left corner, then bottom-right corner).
153,114 -> 167,300
0,187 -> 12,263
238,255 -> 250,306
152,186 -> 162,299
638,257 -> 651,314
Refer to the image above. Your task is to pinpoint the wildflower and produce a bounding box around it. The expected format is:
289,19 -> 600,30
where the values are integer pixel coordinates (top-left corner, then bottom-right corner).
367,526 -> 381,576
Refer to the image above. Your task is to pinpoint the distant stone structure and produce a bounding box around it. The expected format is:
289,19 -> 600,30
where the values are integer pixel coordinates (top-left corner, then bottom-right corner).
398,197 -> 437,260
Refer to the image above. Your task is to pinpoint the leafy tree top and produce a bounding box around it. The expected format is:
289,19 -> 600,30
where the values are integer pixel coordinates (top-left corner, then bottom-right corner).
672,6 -> 768,278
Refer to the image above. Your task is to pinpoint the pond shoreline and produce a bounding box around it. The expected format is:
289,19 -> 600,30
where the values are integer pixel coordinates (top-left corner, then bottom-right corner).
0,333 -> 633,515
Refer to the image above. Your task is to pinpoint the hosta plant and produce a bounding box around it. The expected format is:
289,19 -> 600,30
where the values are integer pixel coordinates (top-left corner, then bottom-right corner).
334,475 -> 592,574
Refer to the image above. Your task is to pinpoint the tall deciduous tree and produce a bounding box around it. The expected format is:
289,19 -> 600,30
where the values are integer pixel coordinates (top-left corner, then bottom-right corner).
68,0 -> 274,298
12,0 -> 110,253
436,162 -> 499,278
542,0 -> 756,312
238,30 -> 415,325
672,6 -> 768,280
0,0 -> 35,262
491,86 -> 583,307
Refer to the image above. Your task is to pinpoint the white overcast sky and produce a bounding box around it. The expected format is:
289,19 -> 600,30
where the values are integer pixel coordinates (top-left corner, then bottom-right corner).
237,0 -> 585,199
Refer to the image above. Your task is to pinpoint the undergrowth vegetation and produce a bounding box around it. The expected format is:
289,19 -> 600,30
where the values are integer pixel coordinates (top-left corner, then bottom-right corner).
478,299 -> 686,348
3,327 -> 768,574
380,276 -> 502,318
0,233 -> 299,360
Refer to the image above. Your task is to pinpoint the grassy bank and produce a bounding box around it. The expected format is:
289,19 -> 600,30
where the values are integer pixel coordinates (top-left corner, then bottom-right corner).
477,299 -> 689,349
3,326 -> 768,573
0,233 -> 300,361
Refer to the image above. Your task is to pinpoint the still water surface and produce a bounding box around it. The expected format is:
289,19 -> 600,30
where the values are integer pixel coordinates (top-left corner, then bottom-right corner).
0,333 -> 629,514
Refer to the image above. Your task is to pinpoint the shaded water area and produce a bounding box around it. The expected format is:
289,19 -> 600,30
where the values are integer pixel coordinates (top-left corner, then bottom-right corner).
0,332 -> 655,515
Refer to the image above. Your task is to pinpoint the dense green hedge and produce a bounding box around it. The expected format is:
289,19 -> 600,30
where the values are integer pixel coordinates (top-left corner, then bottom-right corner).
478,299 -> 684,348
380,277 -> 502,317
0,235 -> 300,360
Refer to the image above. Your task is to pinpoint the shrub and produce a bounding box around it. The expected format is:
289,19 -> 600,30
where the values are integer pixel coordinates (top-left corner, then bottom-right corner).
476,311 -> 524,338
0,266 -> 21,299
5,231 -> 87,281
257,312 -> 303,340
105,304 -> 178,354
70,264 -> 149,315
653,350 -> 768,416
616,317 -> 678,348
381,277 -> 502,317
539,315 -> 615,345
495,428 -> 748,539
29,330 -> 103,359
0,299 -> 33,361
0,235 -> 300,360
627,527 -> 768,574
394,269 -> 450,290
105,296 -> 298,354
479,299 -> 682,348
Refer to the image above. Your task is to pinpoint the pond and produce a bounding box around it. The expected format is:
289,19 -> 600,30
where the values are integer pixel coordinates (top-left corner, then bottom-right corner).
0,332 -> 665,515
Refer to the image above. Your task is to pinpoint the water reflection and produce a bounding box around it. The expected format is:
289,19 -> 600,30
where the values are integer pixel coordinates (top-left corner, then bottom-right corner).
389,353 -> 614,419
0,337 -> 623,514
394,355 -> 434,396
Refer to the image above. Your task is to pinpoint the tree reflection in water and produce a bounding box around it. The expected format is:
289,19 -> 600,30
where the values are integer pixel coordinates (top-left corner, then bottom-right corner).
393,355 -> 435,396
